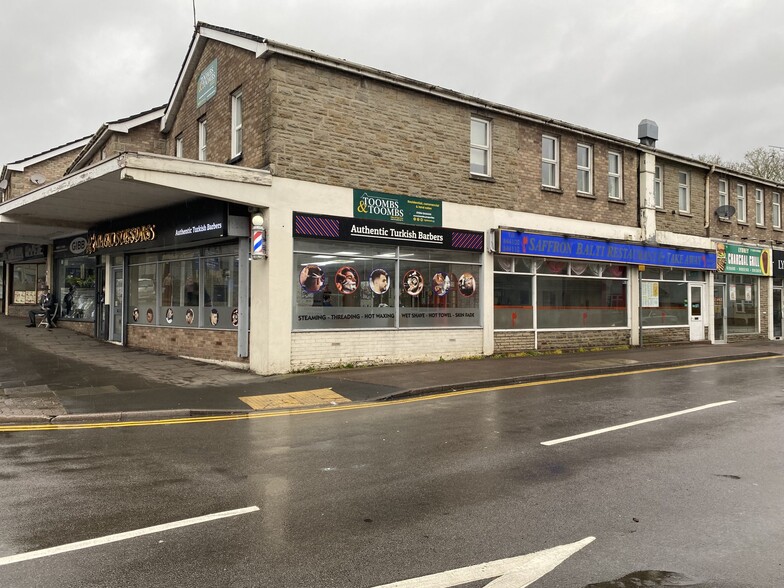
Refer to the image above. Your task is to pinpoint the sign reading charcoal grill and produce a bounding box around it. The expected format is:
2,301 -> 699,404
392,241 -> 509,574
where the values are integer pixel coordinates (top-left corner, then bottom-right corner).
293,212 -> 482,251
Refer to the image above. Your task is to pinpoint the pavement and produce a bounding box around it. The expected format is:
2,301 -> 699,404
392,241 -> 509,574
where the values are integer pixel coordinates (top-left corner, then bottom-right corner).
1,315 -> 782,425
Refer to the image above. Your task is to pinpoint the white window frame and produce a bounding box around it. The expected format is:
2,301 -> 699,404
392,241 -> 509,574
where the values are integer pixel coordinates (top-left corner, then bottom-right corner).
755,188 -> 764,226
678,170 -> 690,213
718,178 -> 728,209
231,89 -> 243,159
541,135 -> 559,188
608,151 -> 622,200
576,144 -> 592,194
737,183 -> 747,223
175,134 -> 184,158
198,118 -> 207,161
470,117 -> 491,177
653,165 -> 663,208
772,192 -> 781,229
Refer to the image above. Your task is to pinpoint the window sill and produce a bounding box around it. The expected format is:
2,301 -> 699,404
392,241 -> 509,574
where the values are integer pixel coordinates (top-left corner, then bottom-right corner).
541,186 -> 563,195
609,198 -> 626,205
655,208 -> 667,214
756,224 -> 766,229
469,173 -> 496,183
576,192 -> 596,200
717,216 -> 733,223
677,211 -> 693,217
227,153 -> 243,165
773,227 -> 783,232
737,221 -> 749,226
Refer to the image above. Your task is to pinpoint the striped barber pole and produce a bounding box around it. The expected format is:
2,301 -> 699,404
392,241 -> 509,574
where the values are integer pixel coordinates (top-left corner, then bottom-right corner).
252,228 -> 266,258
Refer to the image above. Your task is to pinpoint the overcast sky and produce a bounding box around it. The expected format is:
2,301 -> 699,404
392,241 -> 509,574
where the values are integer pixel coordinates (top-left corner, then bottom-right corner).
2,0 -> 783,168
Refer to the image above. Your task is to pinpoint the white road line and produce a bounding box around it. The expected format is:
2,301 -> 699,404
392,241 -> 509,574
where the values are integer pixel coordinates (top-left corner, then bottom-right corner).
0,506 -> 260,567
541,400 -> 736,446
370,536 -> 595,588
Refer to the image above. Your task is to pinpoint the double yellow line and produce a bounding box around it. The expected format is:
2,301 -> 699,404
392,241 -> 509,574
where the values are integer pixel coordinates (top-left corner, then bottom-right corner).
0,356 -> 775,433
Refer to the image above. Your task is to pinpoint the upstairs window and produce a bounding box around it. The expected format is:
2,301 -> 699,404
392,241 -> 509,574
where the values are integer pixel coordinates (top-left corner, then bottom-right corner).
755,188 -> 764,226
470,117 -> 491,176
198,118 -> 207,161
773,192 -> 781,229
608,151 -> 622,200
653,165 -> 663,208
736,184 -> 747,222
231,89 -> 243,159
718,178 -> 728,209
541,135 -> 559,188
175,134 -> 184,158
678,171 -> 690,213
577,144 -> 592,194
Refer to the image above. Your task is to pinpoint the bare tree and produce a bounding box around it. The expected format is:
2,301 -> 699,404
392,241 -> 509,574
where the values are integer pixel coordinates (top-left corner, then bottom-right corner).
696,147 -> 784,183
740,147 -> 784,183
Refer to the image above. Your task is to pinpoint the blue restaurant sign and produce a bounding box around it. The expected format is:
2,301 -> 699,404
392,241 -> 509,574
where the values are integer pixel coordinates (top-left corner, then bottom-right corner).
497,229 -> 716,271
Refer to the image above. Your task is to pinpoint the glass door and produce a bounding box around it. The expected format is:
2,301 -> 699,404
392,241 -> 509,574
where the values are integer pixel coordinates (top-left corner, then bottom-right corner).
774,289 -> 782,339
689,284 -> 704,341
110,267 -> 124,343
713,283 -> 726,343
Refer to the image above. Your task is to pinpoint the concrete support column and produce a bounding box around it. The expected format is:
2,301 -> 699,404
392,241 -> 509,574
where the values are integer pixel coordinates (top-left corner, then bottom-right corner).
639,151 -> 657,243
249,206 -> 294,375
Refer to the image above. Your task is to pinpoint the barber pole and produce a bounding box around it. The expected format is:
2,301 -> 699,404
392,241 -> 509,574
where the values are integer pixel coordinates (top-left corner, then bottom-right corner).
252,227 -> 266,259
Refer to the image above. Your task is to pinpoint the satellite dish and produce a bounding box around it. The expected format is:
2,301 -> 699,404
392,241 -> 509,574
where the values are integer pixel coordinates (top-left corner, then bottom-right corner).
715,205 -> 736,219
0,179 -> 7,189
30,173 -> 47,185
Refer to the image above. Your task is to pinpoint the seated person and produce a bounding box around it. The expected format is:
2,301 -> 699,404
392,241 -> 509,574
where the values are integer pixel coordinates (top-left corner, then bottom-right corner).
26,286 -> 58,328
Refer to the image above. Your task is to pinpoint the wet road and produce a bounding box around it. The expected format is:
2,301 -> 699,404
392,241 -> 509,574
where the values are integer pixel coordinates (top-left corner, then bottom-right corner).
1,358 -> 783,587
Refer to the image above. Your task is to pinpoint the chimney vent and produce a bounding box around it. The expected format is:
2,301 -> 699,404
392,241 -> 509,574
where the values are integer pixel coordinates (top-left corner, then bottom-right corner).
638,119 -> 658,147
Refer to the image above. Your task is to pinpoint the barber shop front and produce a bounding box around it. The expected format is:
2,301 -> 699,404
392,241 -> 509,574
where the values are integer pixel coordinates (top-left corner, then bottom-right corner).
288,211 -> 485,370
85,198 -> 251,364
492,230 -> 716,352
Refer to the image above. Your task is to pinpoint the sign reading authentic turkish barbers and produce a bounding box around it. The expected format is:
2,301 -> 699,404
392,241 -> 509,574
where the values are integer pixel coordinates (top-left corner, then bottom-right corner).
498,229 -> 716,270
196,58 -> 218,107
294,212 -> 482,251
716,242 -> 771,276
353,189 -> 442,226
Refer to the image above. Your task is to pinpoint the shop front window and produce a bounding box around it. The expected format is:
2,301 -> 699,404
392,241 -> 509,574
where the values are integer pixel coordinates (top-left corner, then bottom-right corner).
12,263 -> 46,304
493,257 -> 627,329
494,256 -> 533,329
293,239 -> 481,330
537,275 -> 627,328
727,275 -> 757,333
128,244 -> 238,329
57,257 -> 96,319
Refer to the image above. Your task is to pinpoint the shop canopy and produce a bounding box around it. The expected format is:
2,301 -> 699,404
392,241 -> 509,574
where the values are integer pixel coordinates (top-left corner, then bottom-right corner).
0,152 -> 271,254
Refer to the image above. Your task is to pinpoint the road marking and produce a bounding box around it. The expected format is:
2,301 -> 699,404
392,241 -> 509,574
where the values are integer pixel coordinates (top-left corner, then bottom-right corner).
541,400 -> 737,446
239,388 -> 350,410
370,536 -> 594,587
0,506 -> 259,567
0,355 -> 773,433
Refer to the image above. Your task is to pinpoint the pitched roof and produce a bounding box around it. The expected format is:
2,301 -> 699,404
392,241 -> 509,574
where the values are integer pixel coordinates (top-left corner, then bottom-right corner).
66,104 -> 167,174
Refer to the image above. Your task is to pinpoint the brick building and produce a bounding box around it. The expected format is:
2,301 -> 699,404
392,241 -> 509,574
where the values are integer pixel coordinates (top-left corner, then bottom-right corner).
1,22 -> 781,374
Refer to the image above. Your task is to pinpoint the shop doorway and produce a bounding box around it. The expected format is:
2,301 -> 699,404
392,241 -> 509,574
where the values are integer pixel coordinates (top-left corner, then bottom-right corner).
689,284 -> 705,341
713,283 -> 727,343
774,288 -> 782,339
110,267 -> 124,343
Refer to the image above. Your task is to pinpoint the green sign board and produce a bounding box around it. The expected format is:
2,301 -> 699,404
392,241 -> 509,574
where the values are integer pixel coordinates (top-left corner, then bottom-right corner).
717,243 -> 771,276
353,189 -> 442,226
196,59 -> 218,107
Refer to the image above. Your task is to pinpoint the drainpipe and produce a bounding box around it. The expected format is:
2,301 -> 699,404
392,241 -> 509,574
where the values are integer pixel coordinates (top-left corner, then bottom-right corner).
705,165 -> 715,233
